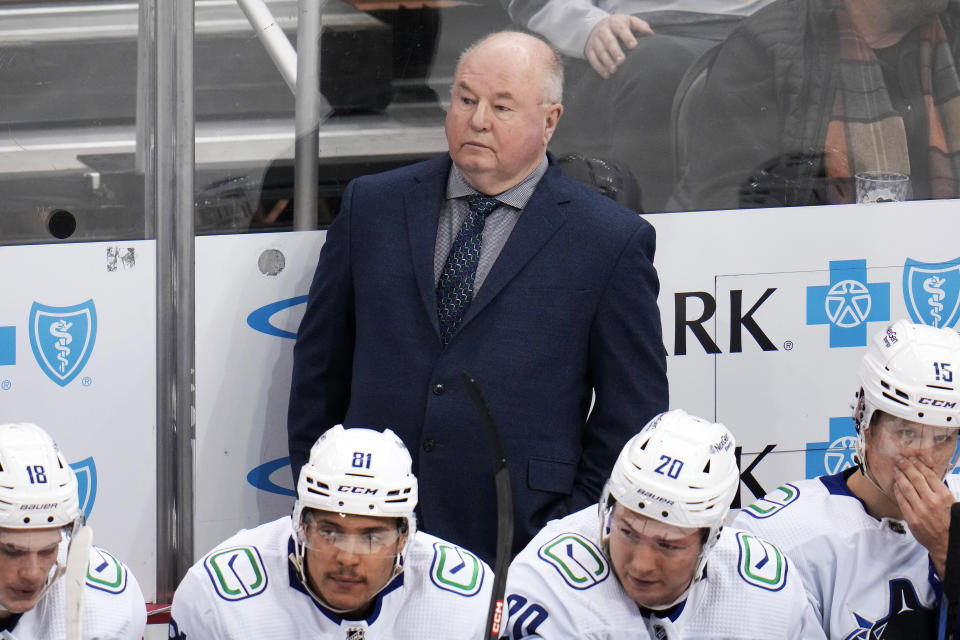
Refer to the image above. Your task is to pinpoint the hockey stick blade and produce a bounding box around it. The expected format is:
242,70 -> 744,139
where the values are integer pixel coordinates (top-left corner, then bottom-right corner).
461,371 -> 513,640
65,525 -> 93,640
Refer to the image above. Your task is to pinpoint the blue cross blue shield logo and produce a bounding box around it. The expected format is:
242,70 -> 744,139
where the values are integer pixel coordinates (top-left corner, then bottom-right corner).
903,257 -> 960,329
806,417 -> 858,478
69,457 -> 97,521
807,260 -> 890,348
29,301 -> 97,387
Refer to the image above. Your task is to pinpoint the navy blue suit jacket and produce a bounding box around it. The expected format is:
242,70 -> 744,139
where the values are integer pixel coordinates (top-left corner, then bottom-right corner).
288,153 -> 668,563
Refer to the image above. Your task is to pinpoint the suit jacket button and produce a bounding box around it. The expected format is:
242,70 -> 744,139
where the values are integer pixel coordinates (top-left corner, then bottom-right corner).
432,383 -> 445,395
423,439 -> 435,452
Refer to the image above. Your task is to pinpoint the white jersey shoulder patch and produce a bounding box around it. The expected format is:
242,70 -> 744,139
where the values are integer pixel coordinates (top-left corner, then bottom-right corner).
429,540 -> 485,596
734,530 -> 788,592
85,546 -> 128,594
741,483 -> 800,519
536,531 -> 609,590
203,544 -> 269,601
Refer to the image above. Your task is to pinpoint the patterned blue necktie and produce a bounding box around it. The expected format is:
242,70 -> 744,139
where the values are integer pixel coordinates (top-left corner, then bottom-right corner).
436,194 -> 500,345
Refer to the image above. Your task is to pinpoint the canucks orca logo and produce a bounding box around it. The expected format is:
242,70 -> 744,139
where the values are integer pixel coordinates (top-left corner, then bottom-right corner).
70,457 -> 97,520
843,578 -> 935,639
430,542 -> 484,596
903,258 -> 960,329
29,300 -> 97,386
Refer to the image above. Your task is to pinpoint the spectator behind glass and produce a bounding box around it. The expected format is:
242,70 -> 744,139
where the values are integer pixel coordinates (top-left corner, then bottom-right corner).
502,0 -> 774,213
673,0 -> 960,211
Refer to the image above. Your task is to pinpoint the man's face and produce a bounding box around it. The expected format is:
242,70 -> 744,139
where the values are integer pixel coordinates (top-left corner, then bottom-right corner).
607,504 -> 704,609
445,36 -> 562,195
0,527 -> 61,615
865,412 -> 960,493
302,511 -> 405,615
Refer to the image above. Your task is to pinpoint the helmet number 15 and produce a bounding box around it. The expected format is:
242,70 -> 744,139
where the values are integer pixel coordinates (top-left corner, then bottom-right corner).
25,465 -> 47,484
934,362 -> 953,383
654,455 -> 684,480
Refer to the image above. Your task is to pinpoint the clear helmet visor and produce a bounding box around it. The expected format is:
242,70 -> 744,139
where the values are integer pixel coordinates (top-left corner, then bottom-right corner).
0,523 -> 75,614
295,511 -> 403,557
608,510 -> 701,546
869,417 -> 960,476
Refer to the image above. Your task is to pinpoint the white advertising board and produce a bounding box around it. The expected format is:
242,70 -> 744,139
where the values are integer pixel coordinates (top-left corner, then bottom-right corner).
647,198 -> 960,507
0,240 -> 157,600
192,199 -> 960,554
194,231 -> 324,558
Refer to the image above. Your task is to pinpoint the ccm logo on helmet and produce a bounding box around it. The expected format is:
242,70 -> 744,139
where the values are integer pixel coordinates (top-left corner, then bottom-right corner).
20,503 -> 58,510
919,398 -> 958,408
337,485 -> 378,495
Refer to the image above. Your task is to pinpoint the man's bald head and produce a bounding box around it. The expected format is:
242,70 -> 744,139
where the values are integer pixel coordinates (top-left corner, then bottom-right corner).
456,31 -> 563,106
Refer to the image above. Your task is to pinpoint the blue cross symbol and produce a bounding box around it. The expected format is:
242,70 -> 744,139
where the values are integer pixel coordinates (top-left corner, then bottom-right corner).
0,326 -> 14,366
806,259 -> 889,347
805,417 -> 858,479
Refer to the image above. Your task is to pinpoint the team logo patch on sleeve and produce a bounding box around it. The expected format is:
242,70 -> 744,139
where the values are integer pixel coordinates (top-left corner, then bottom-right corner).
742,483 -> 800,519
537,533 -> 609,590
85,548 -> 127,594
203,546 -> 269,601
735,532 -> 787,591
430,542 -> 484,596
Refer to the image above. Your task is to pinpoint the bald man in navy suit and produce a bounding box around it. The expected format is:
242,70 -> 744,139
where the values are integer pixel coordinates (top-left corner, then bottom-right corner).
288,31 -> 668,564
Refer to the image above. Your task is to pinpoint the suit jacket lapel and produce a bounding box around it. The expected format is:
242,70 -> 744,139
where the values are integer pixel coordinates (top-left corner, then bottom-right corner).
405,155 -> 451,336
462,165 -> 569,326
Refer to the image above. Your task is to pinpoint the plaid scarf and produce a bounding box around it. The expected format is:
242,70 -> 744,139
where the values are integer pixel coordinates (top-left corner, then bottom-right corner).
825,5 -> 960,202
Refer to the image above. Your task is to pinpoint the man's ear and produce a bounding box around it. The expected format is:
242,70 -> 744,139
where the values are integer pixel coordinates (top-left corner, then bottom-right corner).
544,103 -> 564,143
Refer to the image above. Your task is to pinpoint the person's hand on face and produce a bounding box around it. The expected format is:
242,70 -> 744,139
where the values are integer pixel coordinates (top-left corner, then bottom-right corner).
894,455 -> 956,578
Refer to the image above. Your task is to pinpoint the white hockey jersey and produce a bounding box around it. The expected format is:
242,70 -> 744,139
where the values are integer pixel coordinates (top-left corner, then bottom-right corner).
501,505 -> 825,640
735,470 -> 960,639
169,516 -> 493,639
0,544 -> 146,640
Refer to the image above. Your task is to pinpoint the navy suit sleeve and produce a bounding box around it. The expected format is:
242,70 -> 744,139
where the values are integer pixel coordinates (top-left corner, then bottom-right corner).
574,218 -> 668,509
287,180 -> 358,483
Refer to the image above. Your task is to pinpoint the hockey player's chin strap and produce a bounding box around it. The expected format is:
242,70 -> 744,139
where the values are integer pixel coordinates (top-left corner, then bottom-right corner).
858,453 -> 896,503
287,546 -> 405,615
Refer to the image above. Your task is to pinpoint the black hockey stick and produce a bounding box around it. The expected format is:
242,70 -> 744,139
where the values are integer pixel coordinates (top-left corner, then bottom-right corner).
940,502 -> 960,640
462,370 -> 513,640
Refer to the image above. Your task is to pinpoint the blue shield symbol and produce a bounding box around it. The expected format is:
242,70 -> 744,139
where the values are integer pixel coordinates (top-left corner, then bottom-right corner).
70,457 -> 97,521
29,301 -> 97,386
903,258 -> 960,329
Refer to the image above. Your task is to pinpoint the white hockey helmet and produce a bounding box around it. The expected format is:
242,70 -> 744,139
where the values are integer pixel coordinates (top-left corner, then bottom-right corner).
290,425 -> 418,611
0,423 -> 83,613
0,423 -> 82,530
293,425 -> 418,524
854,320 -> 960,474
600,410 -> 738,589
